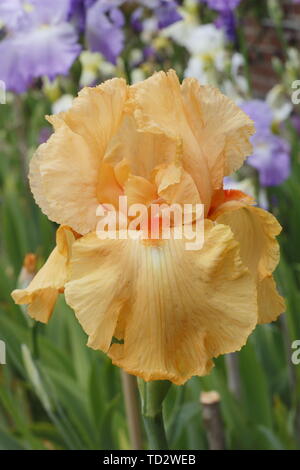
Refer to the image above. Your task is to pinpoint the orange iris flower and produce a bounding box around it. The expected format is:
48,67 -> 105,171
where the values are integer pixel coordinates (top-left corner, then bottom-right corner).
11,71 -> 285,385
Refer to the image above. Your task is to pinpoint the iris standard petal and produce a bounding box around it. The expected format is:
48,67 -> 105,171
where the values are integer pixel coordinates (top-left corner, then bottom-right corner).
29,79 -> 128,234
128,70 -> 212,209
104,115 -> 177,180
181,78 -> 255,188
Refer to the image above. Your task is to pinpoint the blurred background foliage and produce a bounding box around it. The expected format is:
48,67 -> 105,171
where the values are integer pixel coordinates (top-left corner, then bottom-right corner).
1,0 -> 300,450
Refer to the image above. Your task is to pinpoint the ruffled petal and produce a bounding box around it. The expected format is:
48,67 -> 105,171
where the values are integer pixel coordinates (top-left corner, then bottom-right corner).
49,78 -> 127,157
128,70 -> 212,209
217,206 -> 285,323
124,175 -> 157,207
65,236 -> 133,353
64,221 -> 257,385
181,78 -> 255,188
104,115 -> 177,180
154,163 -> 201,206
258,276 -> 285,324
29,121 -> 100,235
96,162 -> 124,208
30,79 -> 128,234
11,226 -> 75,323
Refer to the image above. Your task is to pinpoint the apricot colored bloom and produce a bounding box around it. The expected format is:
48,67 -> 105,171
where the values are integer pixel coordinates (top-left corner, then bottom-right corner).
11,71 -> 285,385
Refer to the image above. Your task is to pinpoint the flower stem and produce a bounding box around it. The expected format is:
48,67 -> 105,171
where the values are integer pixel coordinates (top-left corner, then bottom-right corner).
225,352 -> 241,400
121,371 -> 143,450
138,379 -> 171,450
142,409 -> 168,450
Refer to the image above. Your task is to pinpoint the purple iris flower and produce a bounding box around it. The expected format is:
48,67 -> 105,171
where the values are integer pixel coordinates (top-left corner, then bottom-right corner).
0,0 -> 81,93
202,0 -> 241,11
214,9 -> 236,41
241,100 -> 273,132
200,0 -> 241,39
69,0 -> 88,31
69,1 -> 181,64
130,0 -> 181,33
130,7 -> 144,33
155,0 -> 182,29
0,0 -> 24,30
241,100 -> 291,187
85,0 -> 125,64
248,134 -> 291,187
67,0 -> 125,64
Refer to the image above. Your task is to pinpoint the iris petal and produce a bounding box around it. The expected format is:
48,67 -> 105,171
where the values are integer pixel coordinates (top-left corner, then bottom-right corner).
64,221 -> 257,385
